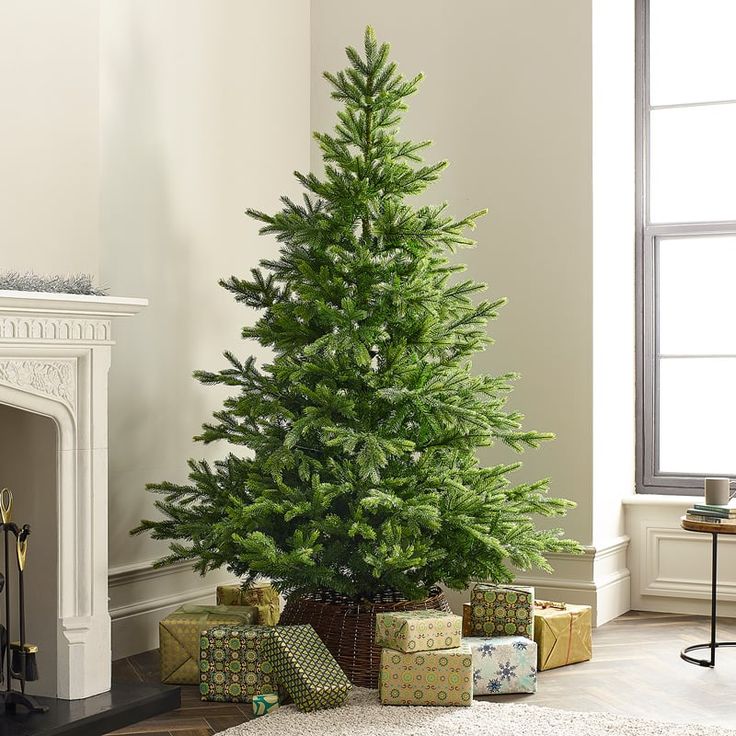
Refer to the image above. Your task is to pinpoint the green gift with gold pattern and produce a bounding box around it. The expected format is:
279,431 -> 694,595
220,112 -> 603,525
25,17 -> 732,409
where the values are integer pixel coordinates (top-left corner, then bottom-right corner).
199,625 -> 279,703
263,624 -> 350,712
379,644 -> 473,706
468,583 -> 534,638
159,605 -> 258,685
375,610 -> 461,653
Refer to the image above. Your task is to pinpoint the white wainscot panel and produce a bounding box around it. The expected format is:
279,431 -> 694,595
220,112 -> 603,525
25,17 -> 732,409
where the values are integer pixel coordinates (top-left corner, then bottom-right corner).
642,526 -> 736,600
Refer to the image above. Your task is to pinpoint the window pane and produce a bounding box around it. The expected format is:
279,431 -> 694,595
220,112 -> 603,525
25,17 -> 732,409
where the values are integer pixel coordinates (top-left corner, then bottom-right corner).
650,0 -> 736,106
650,104 -> 736,223
659,357 -> 736,474
659,236 -> 736,354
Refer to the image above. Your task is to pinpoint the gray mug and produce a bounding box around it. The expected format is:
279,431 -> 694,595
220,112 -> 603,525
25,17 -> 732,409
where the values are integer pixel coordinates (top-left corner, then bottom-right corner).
704,477 -> 732,506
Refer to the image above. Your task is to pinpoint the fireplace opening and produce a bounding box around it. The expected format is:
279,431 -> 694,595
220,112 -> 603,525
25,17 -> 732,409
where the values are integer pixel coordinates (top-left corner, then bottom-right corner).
0,403 -> 58,698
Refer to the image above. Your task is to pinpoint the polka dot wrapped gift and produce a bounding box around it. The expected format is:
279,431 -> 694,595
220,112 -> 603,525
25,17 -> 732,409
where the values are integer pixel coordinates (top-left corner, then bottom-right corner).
465,583 -> 535,639
199,625 -> 280,703
375,610 -> 462,653
379,644 -> 473,706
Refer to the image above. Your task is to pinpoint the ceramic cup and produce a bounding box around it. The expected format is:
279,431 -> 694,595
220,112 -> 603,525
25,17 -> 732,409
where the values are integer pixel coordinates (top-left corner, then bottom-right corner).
704,477 -> 731,506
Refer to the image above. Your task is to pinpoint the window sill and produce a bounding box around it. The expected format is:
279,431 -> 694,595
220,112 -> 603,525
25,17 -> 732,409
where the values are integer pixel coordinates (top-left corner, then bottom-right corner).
622,494 -> 701,507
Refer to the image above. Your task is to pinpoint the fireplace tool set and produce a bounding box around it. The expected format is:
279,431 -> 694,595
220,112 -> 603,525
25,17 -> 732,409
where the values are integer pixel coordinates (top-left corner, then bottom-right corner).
0,488 -> 46,713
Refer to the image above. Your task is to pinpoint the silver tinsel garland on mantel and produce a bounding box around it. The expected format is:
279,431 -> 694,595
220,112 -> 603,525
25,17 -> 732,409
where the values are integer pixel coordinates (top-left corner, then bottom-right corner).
0,271 -> 107,296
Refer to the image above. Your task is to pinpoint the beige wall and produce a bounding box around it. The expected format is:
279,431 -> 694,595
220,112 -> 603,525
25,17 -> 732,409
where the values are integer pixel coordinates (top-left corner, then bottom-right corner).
100,0 -> 311,570
1,0 -> 639,649
0,0 -> 310,656
100,0 -> 310,654
0,0 -> 99,275
311,0 -> 595,544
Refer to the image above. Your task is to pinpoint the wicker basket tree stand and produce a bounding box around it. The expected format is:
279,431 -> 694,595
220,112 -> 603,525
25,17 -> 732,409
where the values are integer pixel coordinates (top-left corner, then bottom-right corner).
279,587 -> 450,688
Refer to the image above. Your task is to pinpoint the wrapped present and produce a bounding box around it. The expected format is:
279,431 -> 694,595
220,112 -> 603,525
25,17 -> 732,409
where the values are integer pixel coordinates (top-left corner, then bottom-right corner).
199,624 -> 279,702
465,636 -> 537,695
217,583 -> 281,626
252,693 -> 279,716
467,583 -> 534,638
159,604 -> 258,685
263,624 -> 350,711
379,644 -> 473,707
534,600 -> 592,671
375,610 -> 461,653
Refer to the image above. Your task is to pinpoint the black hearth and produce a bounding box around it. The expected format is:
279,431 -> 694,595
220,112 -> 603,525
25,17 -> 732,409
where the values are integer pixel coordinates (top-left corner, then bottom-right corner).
0,681 -> 180,736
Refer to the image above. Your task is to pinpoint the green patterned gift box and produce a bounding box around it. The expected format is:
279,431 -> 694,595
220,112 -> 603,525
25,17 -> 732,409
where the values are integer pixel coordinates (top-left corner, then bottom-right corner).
199,625 -> 279,703
375,610 -> 461,653
468,583 -> 534,638
160,605 -> 258,685
263,625 -> 350,712
379,644 -> 473,706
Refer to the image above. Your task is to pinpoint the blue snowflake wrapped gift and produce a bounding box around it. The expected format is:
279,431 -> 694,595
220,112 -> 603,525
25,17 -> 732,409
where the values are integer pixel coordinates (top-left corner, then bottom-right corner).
464,636 -> 537,695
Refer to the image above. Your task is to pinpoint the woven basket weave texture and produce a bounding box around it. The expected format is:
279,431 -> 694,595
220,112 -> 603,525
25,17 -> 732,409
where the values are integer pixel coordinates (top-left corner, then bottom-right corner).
279,588 -> 450,688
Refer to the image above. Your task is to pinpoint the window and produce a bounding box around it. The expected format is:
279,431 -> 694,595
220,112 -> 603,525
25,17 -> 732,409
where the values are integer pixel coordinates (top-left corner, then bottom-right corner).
637,0 -> 736,493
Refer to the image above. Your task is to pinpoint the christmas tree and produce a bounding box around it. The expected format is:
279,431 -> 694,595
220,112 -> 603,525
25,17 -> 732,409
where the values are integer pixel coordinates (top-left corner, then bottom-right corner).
133,27 -> 581,600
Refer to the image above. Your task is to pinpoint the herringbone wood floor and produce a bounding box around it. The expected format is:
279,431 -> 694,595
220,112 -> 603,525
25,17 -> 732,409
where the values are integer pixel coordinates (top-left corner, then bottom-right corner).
107,611 -> 736,735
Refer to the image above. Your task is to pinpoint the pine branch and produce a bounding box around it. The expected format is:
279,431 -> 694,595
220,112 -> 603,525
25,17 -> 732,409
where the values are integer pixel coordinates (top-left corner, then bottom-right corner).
133,25 -> 581,598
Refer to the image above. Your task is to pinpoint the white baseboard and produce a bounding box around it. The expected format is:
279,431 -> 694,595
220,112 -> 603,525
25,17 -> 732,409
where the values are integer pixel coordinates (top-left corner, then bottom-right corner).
108,559 -> 238,659
513,535 -> 631,626
445,536 -> 631,627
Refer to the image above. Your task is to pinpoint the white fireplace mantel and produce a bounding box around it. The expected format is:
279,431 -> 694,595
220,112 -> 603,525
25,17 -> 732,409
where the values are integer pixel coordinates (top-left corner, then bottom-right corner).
0,290 -> 147,700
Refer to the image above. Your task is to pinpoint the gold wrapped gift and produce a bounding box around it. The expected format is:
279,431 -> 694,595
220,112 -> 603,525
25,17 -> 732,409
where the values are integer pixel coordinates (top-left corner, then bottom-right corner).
216,583 -> 281,626
462,602 -> 472,637
159,604 -> 258,684
533,600 -> 592,671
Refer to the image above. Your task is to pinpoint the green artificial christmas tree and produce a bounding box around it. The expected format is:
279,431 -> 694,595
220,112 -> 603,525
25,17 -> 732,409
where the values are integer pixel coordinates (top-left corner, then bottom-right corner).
134,28 -> 581,601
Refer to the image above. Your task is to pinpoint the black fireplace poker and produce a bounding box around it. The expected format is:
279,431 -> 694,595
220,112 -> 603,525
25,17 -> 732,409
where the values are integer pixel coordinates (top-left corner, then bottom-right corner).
0,489 -> 46,713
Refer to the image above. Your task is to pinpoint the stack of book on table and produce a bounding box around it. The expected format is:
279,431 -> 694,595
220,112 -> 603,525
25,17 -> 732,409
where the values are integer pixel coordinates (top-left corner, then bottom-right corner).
686,502 -> 736,524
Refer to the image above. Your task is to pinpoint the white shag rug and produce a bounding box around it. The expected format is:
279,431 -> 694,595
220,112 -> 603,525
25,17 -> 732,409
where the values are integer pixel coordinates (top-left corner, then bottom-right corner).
218,688 -> 735,736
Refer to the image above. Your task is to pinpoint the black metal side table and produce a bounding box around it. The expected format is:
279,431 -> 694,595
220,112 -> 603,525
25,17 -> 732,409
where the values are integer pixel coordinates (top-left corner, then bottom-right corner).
680,516 -> 736,667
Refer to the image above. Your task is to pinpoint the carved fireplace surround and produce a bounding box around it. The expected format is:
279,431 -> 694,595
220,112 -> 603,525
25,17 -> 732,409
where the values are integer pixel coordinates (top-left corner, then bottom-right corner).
0,290 -> 146,700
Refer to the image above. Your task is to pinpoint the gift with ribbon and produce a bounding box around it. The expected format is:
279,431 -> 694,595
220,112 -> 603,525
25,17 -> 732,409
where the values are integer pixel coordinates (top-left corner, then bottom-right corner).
159,604 -> 258,685
375,610 -> 461,653
216,583 -> 281,626
533,600 -> 592,670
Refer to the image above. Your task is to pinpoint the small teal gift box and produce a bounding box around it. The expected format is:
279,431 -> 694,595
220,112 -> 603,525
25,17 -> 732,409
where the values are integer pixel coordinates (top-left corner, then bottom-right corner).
252,693 -> 279,716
